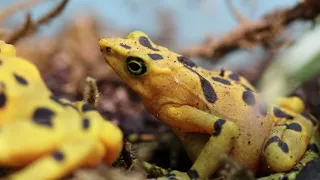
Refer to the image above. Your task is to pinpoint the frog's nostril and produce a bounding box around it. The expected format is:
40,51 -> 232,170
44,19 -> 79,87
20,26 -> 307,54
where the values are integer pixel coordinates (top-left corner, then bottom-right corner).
106,47 -> 112,53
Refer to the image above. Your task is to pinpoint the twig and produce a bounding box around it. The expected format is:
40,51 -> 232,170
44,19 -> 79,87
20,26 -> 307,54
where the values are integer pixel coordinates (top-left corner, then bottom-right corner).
35,0 -> 69,25
154,9 -> 176,48
225,0 -> 250,24
5,13 -> 32,44
133,159 -> 168,178
181,0 -> 320,59
4,0 -> 69,44
121,141 -> 135,169
127,134 -> 157,143
83,76 -> 100,108
0,0 -> 47,23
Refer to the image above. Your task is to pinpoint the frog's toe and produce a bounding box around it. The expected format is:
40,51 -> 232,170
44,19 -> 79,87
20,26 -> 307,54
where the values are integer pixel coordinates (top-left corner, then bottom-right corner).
157,170 -> 192,180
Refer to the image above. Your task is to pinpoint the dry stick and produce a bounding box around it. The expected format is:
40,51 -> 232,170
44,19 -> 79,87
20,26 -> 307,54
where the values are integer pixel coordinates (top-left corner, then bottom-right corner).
83,76 -> 100,108
225,0 -> 290,85
225,0 -> 250,24
0,0 -> 48,23
4,0 -> 69,44
5,13 -> 32,44
122,141 -> 134,169
181,0 -> 320,59
35,0 -> 69,25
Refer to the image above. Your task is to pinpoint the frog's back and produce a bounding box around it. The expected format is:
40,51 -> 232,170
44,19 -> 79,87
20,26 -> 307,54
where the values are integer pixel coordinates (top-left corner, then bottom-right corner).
171,54 -> 265,122
0,45 -> 52,125
174,57 -> 274,170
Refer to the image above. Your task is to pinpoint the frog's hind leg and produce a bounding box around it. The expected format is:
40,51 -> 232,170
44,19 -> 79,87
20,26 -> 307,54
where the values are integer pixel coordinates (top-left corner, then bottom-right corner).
0,113 -> 104,180
262,110 -> 315,173
276,96 -> 305,114
258,129 -> 320,180
8,135 -> 105,180
0,118 -> 64,167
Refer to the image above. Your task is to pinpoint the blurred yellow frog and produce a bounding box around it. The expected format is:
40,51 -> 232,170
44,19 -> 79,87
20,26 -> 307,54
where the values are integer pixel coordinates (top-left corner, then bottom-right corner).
0,40 -> 123,180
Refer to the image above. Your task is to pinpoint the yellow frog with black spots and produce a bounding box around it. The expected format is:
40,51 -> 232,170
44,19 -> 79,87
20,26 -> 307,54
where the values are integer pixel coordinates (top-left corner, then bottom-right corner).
99,31 -> 320,180
0,40 -> 123,180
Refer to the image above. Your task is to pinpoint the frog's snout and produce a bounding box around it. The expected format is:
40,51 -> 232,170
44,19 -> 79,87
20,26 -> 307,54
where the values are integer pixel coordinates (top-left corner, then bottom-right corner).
99,39 -> 113,54
98,39 -> 106,47
99,39 -> 106,51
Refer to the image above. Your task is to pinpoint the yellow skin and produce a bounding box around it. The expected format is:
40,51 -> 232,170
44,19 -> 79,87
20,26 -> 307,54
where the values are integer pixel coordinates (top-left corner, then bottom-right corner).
0,41 -> 123,180
0,41 -> 52,126
99,31 -> 320,180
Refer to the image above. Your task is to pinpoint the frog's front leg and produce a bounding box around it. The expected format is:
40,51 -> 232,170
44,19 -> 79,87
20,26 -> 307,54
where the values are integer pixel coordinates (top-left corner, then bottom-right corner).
263,113 -> 314,172
157,105 -> 239,180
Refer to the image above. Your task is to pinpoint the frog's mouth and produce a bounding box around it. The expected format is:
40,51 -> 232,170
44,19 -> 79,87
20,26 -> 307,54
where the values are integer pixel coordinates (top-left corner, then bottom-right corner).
99,39 -> 121,71
101,53 -> 125,79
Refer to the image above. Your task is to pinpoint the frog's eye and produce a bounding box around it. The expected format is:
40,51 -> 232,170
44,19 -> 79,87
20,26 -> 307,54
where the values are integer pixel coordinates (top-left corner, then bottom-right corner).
126,57 -> 147,76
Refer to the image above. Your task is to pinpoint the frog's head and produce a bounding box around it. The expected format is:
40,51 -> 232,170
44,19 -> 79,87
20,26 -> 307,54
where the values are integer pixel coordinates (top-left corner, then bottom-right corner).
99,31 -> 181,100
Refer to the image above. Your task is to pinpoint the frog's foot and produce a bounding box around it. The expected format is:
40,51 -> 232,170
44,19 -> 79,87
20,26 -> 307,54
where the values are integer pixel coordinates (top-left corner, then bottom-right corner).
260,131 -> 320,180
257,172 -> 297,180
158,170 -> 197,180
263,112 -> 314,172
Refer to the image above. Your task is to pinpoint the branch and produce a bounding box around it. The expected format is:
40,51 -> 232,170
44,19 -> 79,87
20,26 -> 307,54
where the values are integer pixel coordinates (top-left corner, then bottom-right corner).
5,13 -> 32,44
181,0 -> 320,59
0,0 -> 47,23
4,0 -> 69,44
35,0 -> 69,26
83,76 -> 100,108
225,0 -> 250,24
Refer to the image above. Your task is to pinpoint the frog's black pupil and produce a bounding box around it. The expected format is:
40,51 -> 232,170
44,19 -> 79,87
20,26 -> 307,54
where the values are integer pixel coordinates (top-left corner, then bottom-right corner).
129,62 -> 140,71
126,57 -> 146,76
